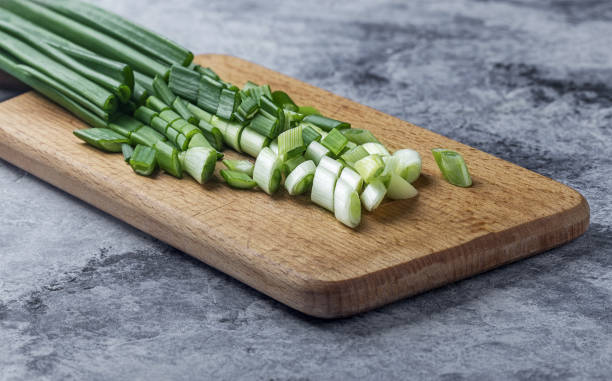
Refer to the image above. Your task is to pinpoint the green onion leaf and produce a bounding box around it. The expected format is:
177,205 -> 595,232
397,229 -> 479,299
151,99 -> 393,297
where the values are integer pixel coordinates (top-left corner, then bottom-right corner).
109,115 -> 143,138
285,160 -> 316,196
172,120 -> 200,139
282,155 -> 306,177
172,97 -> 199,125
188,133 -> 213,150
159,109 -> 182,125
73,128 -> 128,152
223,159 -> 254,177
130,144 -> 157,176
220,169 -> 257,190
187,102 -> 213,123
334,179 -> 361,228
236,95 -> 259,120
341,129 -> 381,145
146,96 -> 170,113
340,145 -> 369,166
198,120 -> 224,151
298,106 -> 321,116
150,116 -> 169,135
320,128 -> 349,156
134,106 -> 158,125
253,147 -> 282,195
302,124 -> 322,146
217,88 -> 238,120
304,141 -> 331,165
249,113 -> 280,139
271,90 -> 298,112
432,148 -> 472,187
178,147 -> 216,184
360,180 -> 387,212
154,141 -> 182,178
196,65 -> 220,80
302,114 -> 350,132
354,154 -> 385,183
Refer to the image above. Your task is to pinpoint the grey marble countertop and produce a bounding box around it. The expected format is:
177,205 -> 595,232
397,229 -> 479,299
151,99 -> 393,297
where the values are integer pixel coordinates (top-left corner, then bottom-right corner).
1,1 -> 611,380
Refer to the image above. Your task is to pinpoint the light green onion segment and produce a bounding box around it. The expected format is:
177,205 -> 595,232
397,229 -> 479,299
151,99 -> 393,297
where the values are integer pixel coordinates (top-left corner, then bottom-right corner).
432,148 -> 472,187
178,147 -> 216,184
311,166 -> 338,212
393,149 -> 422,183
360,180 -> 387,212
354,154 -> 385,183
304,141 -> 330,165
253,147 -> 282,195
334,179 -> 361,228
285,160 -> 316,196
362,142 -> 390,156
223,159 -> 254,177
220,170 -> 257,189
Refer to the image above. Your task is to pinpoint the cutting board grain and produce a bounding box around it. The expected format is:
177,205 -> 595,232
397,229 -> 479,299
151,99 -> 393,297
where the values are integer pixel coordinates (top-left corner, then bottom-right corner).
0,54 -> 589,318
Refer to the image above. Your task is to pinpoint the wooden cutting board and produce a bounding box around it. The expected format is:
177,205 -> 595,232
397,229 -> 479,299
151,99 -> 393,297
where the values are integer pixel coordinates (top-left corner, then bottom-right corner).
0,54 -> 589,318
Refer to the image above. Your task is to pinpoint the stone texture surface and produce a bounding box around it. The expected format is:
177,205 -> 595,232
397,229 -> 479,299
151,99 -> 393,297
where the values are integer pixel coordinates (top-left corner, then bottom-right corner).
1,0 -> 611,380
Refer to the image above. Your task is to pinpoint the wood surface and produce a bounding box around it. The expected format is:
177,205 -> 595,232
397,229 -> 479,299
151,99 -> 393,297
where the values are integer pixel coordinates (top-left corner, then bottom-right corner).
0,54 -> 589,318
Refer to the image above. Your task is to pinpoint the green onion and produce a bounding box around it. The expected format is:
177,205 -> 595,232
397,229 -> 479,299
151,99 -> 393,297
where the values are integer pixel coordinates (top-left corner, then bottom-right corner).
302,114 -> 350,132
354,154 -> 385,183
282,155 -> 306,176
197,75 -> 224,113
159,109 -> 182,125
378,156 -> 397,186
198,120 -> 224,151
171,97 -> 198,125
341,129 -> 380,145
152,75 -> 176,105
220,170 -> 257,190
134,106 -> 158,125
223,159 -> 254,177
334,179 -> 361,228
360,180 -> 387,212
393,149 -> 422,183
338,167 -> 363,193
269,139 -> 279,155
241,82 -> 272,104
0,29 -> 117,113
131,126 -> 166,147
4,0 -> 169,78
33,0 -> 193,66
304,141 -> 331,165
176,133 -> 189,151
196,65 -> 220,80
362,142 -> 390,156
302,124 -> 322,146
153,141 -> 182,178
318,156 -> 344,178
271,90 -> 298,112
217,88 -> 238,120
213,117 -> 244,152
236,95 -> 259,119
298,106 -> 321,116
178,147 -> 216,184
168,64 -> 200,102
311,166 -> 338,212
283,109 -> 305,130
249,113 -> 280,139
108,115 -> 143,137
146,96 -> 170,113
432,148 -> 472,187
134,71 -> 154,94
165,127 -> 180,144
150,116 -> 169,135
188,133 -> 213,150
387,174 -> 418,200
240,127 -> 269,158
121,143 -> 133,162
285,160 -> 316,196
73,128 -> 128,152
186,102 -> 213,123
320,128 -> 349,156
340,145 -> 369,166
172,120 -> 200,139
132,83 -> 149,105
277,125 -> 304,159
130,144 -> 157,176
253,147 -> 282,195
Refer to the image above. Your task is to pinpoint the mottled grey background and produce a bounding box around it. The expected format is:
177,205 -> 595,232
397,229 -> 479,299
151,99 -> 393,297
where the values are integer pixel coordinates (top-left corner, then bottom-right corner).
1,0 -> 611,380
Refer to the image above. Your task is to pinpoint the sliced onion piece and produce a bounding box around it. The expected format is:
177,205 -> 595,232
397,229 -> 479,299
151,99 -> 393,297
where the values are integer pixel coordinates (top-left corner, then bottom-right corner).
387,174 -> 418,200
178,147 -> 217,184
393,149 -> 422,183
304,141 -> 330,165
334,179 -> 361,228
240,127 -> 269,158
360,180 -> 387,212
362,142 -> 390,156
253,147 -> 282,194
285,160 -> 316,196
338,167 -> 363,193
318,156 -> 344,178
354,154 -> 385,183
311,166 -> 338,212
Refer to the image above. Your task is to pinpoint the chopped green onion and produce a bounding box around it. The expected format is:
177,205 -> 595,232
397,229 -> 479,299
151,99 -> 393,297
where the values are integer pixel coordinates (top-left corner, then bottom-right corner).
393,149 -> 422,183
130,144 -> 157,176
253,147 -> 282,195
121,143 -> 133,162
249,113 -> 280,139
334,179 -> 361,228
269,139 -> 279,155
73,128 -> 128,152
240,127 -> 269,158
242,82 -> 272,104
196,66 -> 220,80
168,64 -> 200,102
175,133 -> 189,151
146,96 -> 170,113
223,159 -> 254,177
387,174 -> 418,200
362,142 -> 390,156
217,88 -> 238,120
198,120 -> 224,151
354,154 -> 385,183
165,127 -> 180,145
34,0 -> 193,66
282,155 -> 306,176
152,75 -> 176,106
134,71 -> 154,94
298,106 -> 321,116
338,167 -> 363,193
187,102 -> 213,123
197,75 -> 224,113
188,133 -> 213,150
154,141 -> 182,178
432,149 -> 472,187
340,145 -> 369,166
311,166 -> 338,212
171,97 -> 198,125
304,141 -> 331,165
378,156 -> 397,186
178,147 -> 216,184
150,116 -> 170,135
302,124 -> 322,146
302,114 -> 350,132
236,95 -> 259,120
318,156 -> 344,178
109,115 -> 143,137
220,170 -> 257,189
134,106 -> 158,125
215,118 -> 244,152
159,109 -> 182,125
320,128 -> 349,156
341,129 -> 380,145
277,125 -> 305,159
360,180 -> 387,212
130,126 -> 166,147
271,90 -> 298,112
285,160 -> 316,196
172,120 -> 200,139
5,0 -> 169,78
